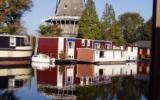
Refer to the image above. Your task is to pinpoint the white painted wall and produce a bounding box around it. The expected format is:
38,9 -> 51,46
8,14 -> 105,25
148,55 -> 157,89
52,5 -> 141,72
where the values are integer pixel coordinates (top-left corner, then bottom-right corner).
93,62 -> 137,76
0,68 -> 32,76
57,66 -> 63,88
0,50 -> 32,57
93,46 -> 138,62
94,50 -> 126,62
58,37 -> 64,59
66,65 -> 74,85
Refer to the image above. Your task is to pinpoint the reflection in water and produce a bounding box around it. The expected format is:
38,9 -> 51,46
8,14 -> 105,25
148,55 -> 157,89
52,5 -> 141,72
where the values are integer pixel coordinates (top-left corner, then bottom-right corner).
34,62 -> 149,100
0,62 -> 149,100
76,77 -> 148,100
32,62 -> 55,70
0,67 -> 33,100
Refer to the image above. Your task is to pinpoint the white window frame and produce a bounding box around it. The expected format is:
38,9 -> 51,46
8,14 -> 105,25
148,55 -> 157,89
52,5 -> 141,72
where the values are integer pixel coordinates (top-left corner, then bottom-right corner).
9,37 -> 16,47
87,40 -> 90,47
81,39 -> 85,46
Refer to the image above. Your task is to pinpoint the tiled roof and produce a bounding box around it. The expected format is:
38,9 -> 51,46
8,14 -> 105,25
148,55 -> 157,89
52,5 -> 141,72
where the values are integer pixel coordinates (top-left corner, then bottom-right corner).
55,0 -> 84,16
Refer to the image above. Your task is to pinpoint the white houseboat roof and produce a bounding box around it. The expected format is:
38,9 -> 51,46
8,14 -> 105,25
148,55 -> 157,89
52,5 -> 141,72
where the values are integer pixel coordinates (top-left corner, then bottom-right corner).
0,34 -> 28,38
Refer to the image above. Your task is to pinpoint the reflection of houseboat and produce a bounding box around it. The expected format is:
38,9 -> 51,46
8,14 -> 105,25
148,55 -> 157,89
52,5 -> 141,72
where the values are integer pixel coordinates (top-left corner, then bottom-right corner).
0,67 -> 32,99
93,63 -> 137,77
36,65 -> 75,88
31,62 -> 55,70
0,34 -> 33,66
76,63 -> 137,86
138,62 -> 150,74
36,63 -> 137,88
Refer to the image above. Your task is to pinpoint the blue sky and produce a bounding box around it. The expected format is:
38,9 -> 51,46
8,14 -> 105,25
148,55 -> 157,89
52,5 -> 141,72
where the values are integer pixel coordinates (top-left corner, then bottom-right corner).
22,0 -> 153,35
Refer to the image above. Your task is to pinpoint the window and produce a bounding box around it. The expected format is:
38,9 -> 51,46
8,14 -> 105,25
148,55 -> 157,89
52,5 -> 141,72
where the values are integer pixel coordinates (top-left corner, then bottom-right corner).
81,39 -> 85,46
113,51 -> 115,58
95,43 -> 99,48
67,76 -> 73,85
139,67 -> 142,73
64,5 -> 68,9
99,51 -> 104,58
121,51 -> 124,58
99,69 -> 103,76
106,44 -> 111,49
139,49 -> 143,54
131,47 -> 133,52
9,37 -> 16,47
68,42 -> 73,48
147,49 -> 150,55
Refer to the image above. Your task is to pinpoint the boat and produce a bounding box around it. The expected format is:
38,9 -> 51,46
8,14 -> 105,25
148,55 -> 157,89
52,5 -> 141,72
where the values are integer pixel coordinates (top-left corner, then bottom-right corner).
31,62 -> 55,70
0,34 -> 33,66
32,54 -> 50,63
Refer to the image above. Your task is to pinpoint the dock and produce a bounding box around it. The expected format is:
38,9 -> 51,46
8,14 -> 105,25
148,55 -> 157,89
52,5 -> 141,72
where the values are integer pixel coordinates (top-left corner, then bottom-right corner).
55,59 -> 77,65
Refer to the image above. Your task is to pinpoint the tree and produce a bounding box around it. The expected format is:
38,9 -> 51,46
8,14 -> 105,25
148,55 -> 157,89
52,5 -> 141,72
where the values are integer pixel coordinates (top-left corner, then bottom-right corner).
136,18 -> 152,41
101,2 -> 115,33
100,2 -> 124,45
78,0 -> 101,40
118,12 -> 144,43
0,0 -> 32,34
38,24 -> 62,36
108,22 -> 125,45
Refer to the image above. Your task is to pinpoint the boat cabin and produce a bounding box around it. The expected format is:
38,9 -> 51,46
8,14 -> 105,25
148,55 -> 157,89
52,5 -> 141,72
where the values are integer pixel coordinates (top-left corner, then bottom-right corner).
0,35 -> 29,49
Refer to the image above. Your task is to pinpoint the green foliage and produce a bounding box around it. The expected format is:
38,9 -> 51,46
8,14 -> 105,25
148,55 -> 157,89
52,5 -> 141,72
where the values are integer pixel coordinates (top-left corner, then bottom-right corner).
101,3 -> 115,30
118,12 -> 144,43
136,18 -> 152,41
78,0 -> 101,40
100,2 -> 124,45
76,85 -> 105,100
0,0 -> 32,34
76,77 -> 149,100
38,24 -> 62,36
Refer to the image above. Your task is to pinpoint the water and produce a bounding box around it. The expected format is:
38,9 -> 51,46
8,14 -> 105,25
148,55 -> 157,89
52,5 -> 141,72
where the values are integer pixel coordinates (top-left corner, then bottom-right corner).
0,62 -> 149,100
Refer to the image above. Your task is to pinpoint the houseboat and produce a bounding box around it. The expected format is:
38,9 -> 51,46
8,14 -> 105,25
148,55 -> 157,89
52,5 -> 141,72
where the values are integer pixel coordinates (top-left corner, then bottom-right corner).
36,36 -> 138,63
0,34 -> 33,66
0,67 -> 32,98
37,37 -> 112,60
77,46 -> 138,64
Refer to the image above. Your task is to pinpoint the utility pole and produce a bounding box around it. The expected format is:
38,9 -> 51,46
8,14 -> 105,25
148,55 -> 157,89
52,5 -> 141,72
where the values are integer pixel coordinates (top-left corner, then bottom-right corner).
150,0 -> 160,100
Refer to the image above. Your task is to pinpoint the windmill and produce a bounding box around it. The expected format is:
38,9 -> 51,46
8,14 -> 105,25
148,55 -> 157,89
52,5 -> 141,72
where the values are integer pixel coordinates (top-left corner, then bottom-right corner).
44,0 -> 85,37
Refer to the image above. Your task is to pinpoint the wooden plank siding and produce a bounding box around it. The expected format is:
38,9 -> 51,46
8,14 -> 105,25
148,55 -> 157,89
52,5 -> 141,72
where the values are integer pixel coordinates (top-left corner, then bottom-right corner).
77,48 -> 94,62
37,38 -> 58,58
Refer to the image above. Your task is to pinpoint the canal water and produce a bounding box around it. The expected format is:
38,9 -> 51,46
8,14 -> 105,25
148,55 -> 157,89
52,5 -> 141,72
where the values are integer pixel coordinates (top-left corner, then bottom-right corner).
0,62 -> 149,100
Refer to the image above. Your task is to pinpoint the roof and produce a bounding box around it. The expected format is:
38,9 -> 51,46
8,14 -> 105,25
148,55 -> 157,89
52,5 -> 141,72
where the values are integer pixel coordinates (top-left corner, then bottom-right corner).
0,34 -> 28,38
44,16 -> 80,22
55,0 -> 84,16
133,41 -> 151,48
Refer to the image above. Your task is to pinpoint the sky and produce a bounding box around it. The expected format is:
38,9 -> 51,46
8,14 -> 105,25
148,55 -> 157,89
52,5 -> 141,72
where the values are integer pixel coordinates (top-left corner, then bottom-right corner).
22,0 -> 153,35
